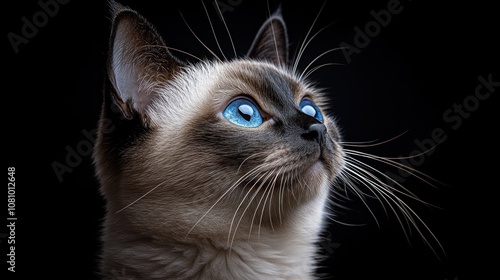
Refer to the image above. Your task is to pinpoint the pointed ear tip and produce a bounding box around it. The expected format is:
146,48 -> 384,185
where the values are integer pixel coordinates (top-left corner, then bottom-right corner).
108,0 -> 131,19
273,4 -> 284,18
108,0 -> 121,12
275,4 -> 283,13
267,7 -> 286,27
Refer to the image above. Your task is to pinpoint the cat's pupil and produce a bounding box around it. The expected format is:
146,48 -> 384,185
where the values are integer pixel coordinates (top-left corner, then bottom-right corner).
302,105 -> 316,118
238,104 -> 253,121
299,99 -> 323,122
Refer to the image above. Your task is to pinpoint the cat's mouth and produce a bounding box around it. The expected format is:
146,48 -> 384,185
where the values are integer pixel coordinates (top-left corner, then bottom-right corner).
272,147 -> 337,185
307,132 -> 337,163
302,136 -> 343,182
262,131 -> 340,177
304,151 -> 332,177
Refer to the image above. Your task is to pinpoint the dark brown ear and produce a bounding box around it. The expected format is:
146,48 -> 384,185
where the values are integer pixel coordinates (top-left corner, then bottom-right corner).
107,1 -> 184,121
247,7 -> 289,67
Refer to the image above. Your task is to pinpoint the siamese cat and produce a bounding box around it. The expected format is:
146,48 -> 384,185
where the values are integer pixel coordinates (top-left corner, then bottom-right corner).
94,2 -> 441,279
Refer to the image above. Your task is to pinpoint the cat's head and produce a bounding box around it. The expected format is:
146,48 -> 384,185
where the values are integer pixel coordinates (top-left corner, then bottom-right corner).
94,2 -> 345,242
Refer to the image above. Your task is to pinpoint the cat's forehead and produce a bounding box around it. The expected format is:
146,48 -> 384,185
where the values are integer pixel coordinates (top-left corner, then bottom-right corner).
214,60 -> 314,106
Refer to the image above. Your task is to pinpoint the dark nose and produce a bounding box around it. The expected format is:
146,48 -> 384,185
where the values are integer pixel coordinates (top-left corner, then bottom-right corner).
302,123 -> 326,144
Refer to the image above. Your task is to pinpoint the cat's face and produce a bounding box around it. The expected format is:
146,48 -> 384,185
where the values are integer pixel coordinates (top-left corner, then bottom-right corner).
94,3 -> 344,242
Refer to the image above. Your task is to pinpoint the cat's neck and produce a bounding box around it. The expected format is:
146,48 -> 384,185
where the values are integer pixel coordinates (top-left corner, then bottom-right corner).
100,195 -> 328,280
102,230 -> 316,279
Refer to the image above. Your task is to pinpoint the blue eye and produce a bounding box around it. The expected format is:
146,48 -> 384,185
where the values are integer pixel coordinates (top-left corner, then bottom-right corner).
223,98 -> 263,127
300,99 -> 323,122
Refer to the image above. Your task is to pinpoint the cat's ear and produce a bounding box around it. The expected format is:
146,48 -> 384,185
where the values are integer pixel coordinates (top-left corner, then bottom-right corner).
247,7 -> 288,67
107,2 -> 184,121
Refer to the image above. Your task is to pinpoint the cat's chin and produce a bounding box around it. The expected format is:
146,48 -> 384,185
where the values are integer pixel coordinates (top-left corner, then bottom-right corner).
304,160 -> 329,185
308,160 -> 326,174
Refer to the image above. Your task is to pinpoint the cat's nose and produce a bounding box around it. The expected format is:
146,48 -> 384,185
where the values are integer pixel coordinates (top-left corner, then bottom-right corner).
302,123 -> 326,144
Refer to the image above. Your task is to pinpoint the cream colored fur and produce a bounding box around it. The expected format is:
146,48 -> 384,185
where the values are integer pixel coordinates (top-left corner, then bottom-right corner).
94,3 -> 344,279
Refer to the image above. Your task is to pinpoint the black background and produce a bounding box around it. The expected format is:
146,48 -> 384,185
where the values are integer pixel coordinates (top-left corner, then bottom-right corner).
3,0 -> 498,279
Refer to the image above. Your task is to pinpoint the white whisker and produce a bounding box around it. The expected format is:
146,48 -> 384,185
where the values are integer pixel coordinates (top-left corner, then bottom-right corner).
237,152 -> 267,174
115,181 -> 165,214
302,62 -> 345,80
179,11 -> 222,62
345,149 -> 444,189
267,167 -> 283,233
345,155 -> 429,206
292,0 -> 327,74
339,165 -> 382,227
339,151 -> 446,258
259,178 -> 276,234
265,2 -> 282,66
343,161 -> 414,241
213,0 -> 237,58
339,130 -> 408,147
228,169 -> 273,249
249,172 -> 273,241
323,190 -> 367,226
278,168 -> 286,226
165,46 -> 203,62
299,47 -> 346,81
187,164 -> 264,237
201,0 -> 227,61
